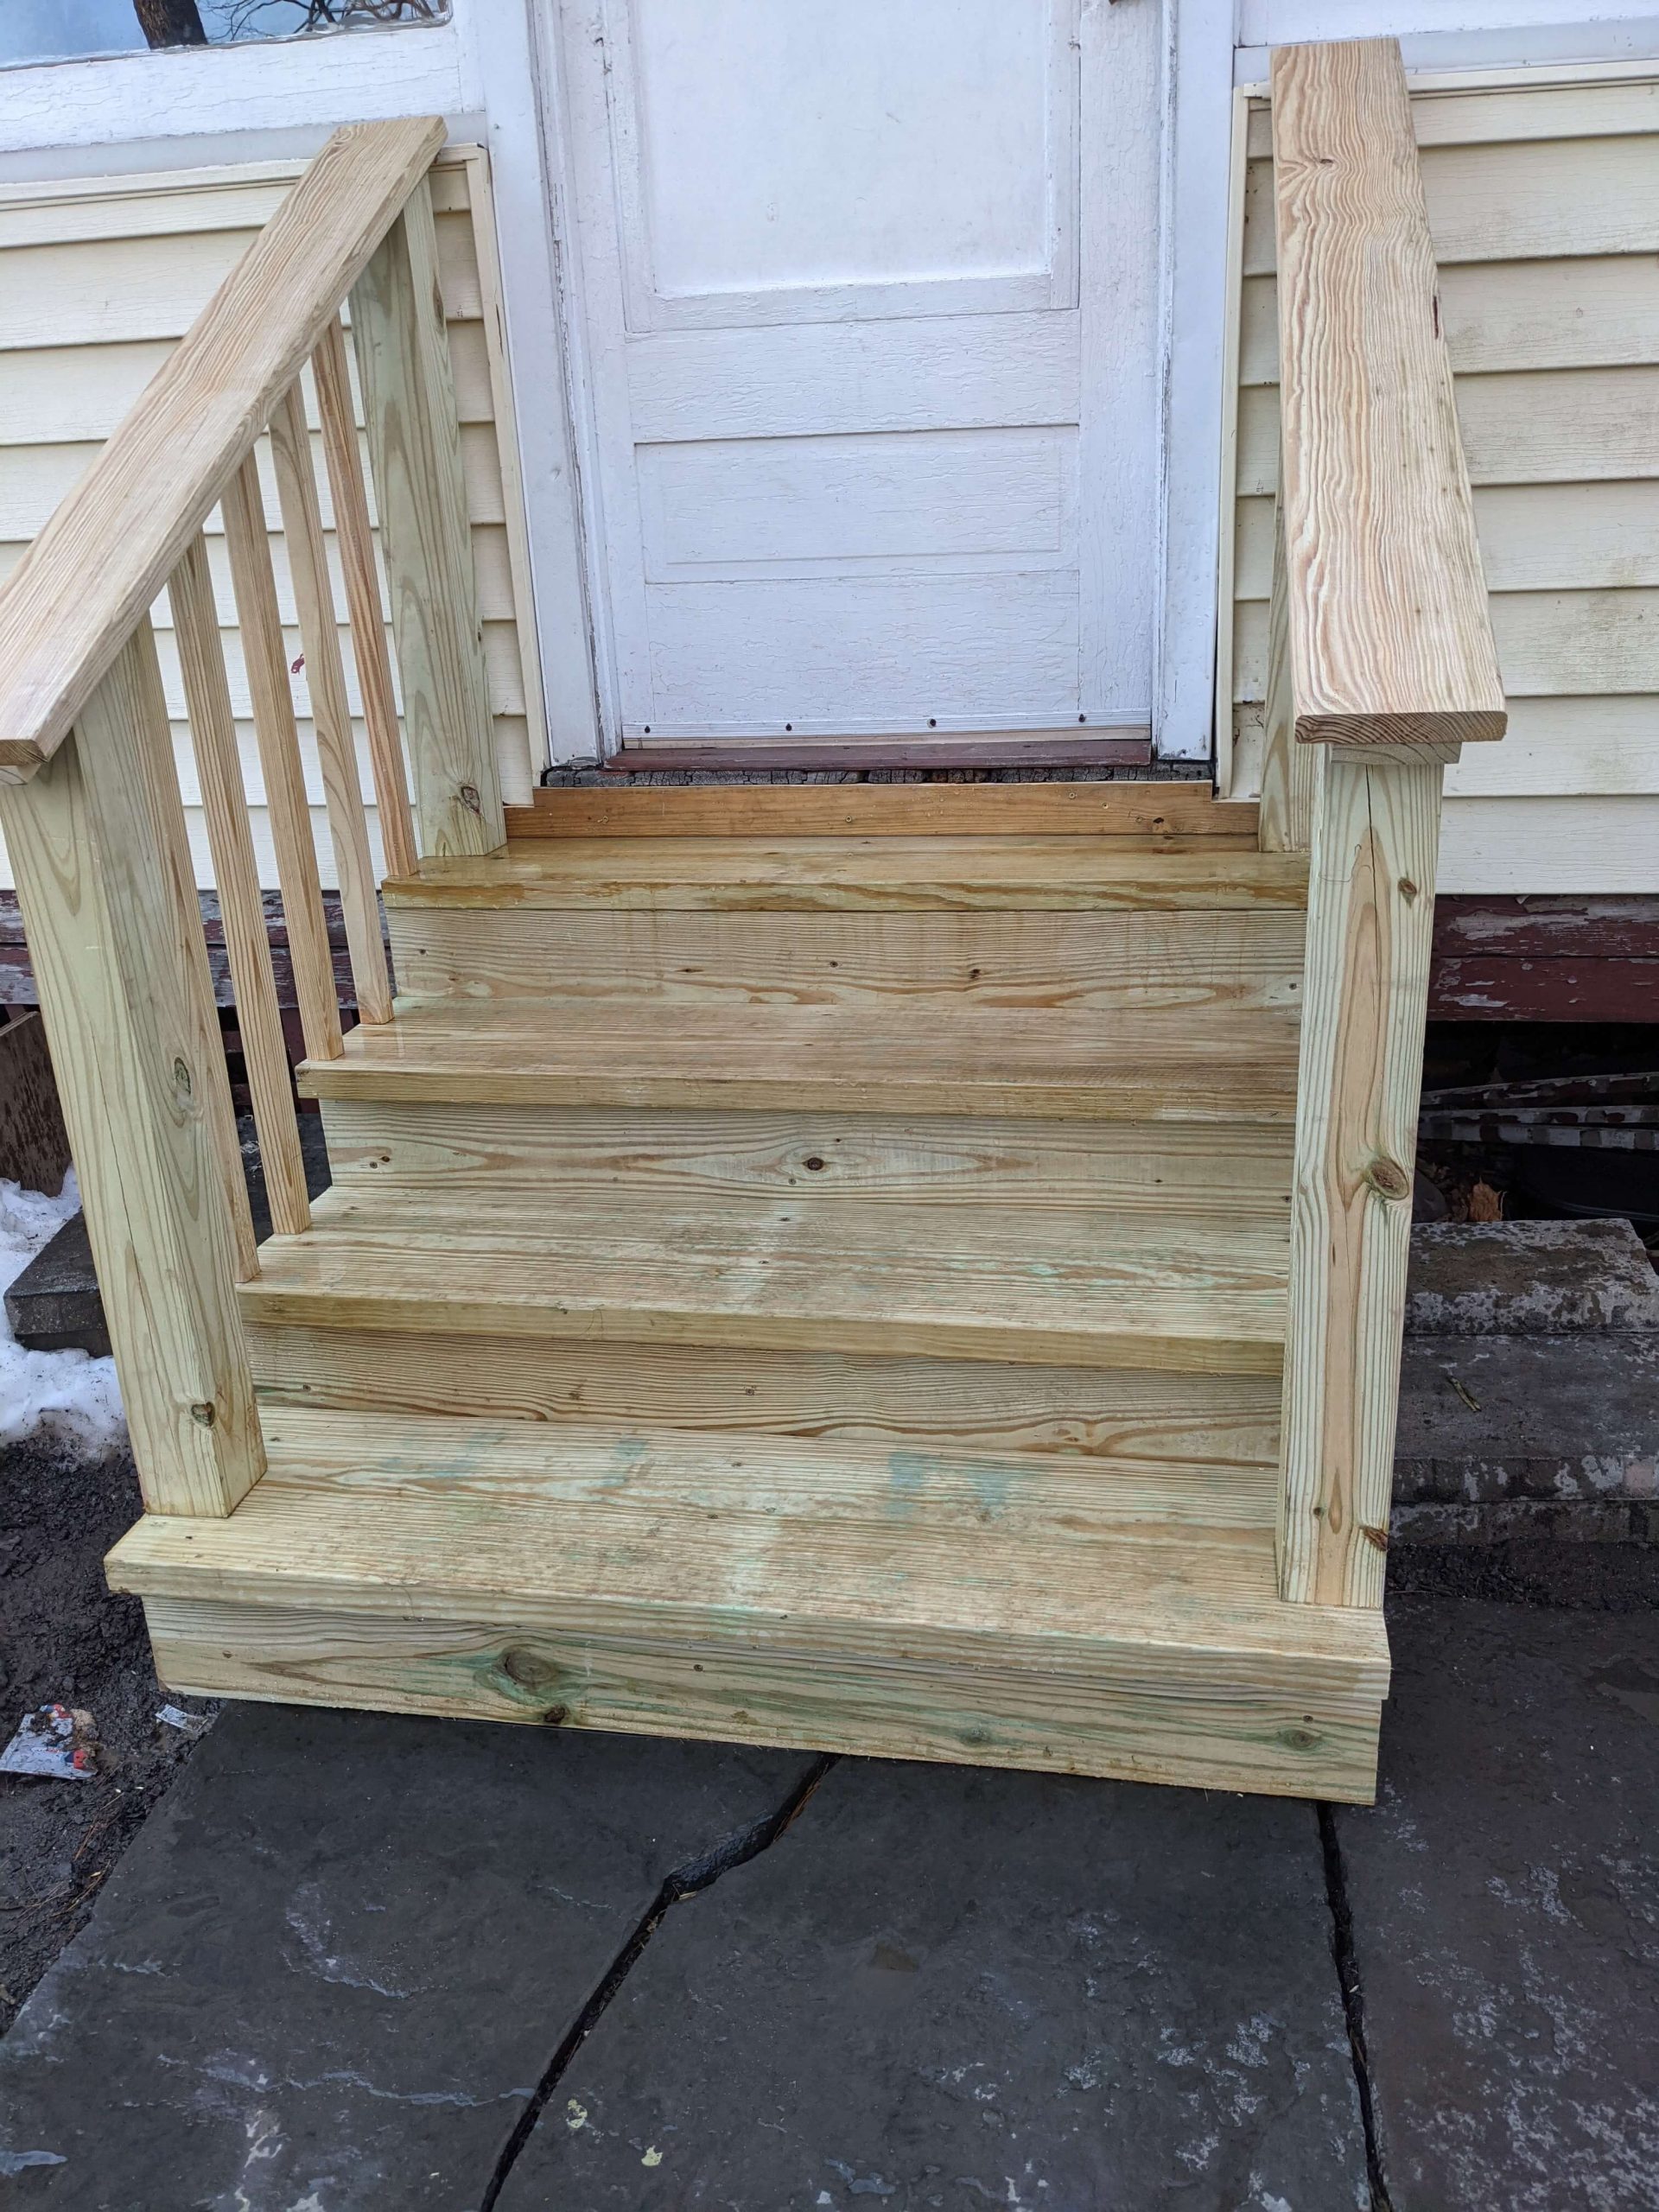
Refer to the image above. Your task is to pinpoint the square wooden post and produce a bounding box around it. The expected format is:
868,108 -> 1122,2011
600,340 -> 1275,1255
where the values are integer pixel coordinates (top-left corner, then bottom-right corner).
0,624 -> 264,1516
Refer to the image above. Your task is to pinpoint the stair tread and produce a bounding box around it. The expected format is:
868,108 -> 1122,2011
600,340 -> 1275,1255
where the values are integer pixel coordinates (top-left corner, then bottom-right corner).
108,1408 -> 1387,1679
302,1001 -> 1302,1122
242,1187 -> 1288,1371
382,838 -> 1308,912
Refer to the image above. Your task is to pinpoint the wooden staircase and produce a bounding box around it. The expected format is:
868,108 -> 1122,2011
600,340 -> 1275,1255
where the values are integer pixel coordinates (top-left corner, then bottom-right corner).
107,785 -> 1390,1802
0,42 -> 1505,1811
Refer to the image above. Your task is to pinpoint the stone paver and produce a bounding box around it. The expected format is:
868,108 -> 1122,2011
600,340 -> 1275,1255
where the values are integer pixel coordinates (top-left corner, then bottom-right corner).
1341,1598 -> 1659,2212
496,1757 -> 1368,2212
0,1704 -> 812,2209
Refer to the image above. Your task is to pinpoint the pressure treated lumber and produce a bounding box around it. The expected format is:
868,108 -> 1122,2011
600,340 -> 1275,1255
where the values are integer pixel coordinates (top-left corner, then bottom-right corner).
319,1099 -> 1294,1211
1271,40 -> 1506,747
389,905 -> 1307,1010
0,118 -> 444,780
384,840 -> 1309,913
220,451 -> 342,1064
1258,500 -> 1317,853
0,628 -> 263,1516
1278,750 -> 1442,1605
267,379 -> 392,1025
507,785 -> 1260,842
237,1187 -> 1291,1374
351,178 -> 505,857
168,531 -> 310,1240
245,1320 -> 1285,1467
311,312 -> 417,884
297,1000 -> 1303,1124
109,1408 -> 1389,1800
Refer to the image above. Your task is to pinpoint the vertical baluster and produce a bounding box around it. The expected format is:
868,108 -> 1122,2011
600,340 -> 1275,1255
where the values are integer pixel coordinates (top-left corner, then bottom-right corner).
170,531 -> 311,1238
269,380 -> 393,1023
220,449 -> 344,1065
0,619 -> 264,1512
352,177 -> 505,858
1257,497 -> 1317,855
312,312 -> 416,885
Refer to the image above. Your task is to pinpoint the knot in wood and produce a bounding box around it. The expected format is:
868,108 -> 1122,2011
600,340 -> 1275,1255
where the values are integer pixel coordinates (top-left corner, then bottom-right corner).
1364,1156 -> 1411,1201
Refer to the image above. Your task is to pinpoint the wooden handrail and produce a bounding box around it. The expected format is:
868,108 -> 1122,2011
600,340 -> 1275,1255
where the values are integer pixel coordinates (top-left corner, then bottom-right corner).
0,115 -> 444,784
1271,38 -> 1506,748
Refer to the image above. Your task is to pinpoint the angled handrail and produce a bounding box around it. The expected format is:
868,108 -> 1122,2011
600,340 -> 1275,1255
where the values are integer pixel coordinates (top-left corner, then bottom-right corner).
0,115 -> 501,1525
0,117 -> 442,783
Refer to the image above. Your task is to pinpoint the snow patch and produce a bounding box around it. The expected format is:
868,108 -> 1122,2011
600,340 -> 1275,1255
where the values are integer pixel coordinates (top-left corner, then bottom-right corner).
0,1173 -> 124,1456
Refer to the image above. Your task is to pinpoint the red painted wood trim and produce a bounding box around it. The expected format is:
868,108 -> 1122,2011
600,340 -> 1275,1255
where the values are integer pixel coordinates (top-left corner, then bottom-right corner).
1429,896 -> 1659,1021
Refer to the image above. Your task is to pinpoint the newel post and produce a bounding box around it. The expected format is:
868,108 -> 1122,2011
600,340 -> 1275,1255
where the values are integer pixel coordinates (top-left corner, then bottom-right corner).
1267,38 -> 1506,1606
350,173 -> 505,860
0,622 -> 264,1516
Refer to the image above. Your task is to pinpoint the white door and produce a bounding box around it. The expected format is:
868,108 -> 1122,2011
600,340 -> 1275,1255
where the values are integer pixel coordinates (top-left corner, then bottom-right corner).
552,0 -> 1161,747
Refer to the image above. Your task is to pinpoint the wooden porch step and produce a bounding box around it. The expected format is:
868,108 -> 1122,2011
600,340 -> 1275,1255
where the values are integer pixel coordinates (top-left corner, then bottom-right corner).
107,1408 -> 1389,1801
300,1001 -> 1302,1123
239,1186 -> 1290,1374
505,782 -> 1262,841
381,838 -> 1309,915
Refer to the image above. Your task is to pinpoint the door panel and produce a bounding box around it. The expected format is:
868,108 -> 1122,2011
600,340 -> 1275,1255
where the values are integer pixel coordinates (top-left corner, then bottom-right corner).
556,0 -> 1160,746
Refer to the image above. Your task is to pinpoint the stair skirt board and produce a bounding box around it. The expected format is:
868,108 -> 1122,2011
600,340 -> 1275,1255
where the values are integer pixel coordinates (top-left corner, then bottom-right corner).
135,1594 -> 1386,1804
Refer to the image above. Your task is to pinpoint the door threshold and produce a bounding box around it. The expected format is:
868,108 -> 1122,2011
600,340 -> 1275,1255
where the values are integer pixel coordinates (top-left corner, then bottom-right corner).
606,733 -> 1154,774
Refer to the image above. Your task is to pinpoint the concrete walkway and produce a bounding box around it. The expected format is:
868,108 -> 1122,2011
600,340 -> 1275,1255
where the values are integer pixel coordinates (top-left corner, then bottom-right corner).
1,1595 -> 1656,2210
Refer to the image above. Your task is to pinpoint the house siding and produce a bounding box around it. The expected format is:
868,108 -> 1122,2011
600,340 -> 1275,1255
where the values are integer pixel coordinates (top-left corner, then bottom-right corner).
1222,71 -> 1659,893
0,147 -> 540,890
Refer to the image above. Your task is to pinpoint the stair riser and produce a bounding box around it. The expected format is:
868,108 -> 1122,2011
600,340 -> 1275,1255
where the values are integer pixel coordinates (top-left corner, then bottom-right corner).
388,907 -> 1305,1012
320,1102 -> 1295,1213
246,1321 -> 1284,1465
141,1594 -> 1382,1803
239,1286 -> 1284,1375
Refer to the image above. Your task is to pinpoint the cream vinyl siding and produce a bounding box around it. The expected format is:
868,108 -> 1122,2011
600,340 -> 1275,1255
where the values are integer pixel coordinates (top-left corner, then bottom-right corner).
0,149 -> 543,891
1221,73 -> 1659,893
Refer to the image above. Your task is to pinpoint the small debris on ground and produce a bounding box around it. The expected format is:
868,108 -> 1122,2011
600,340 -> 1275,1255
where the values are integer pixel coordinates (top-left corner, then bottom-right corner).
0,1703 -> 99,1782
155,1704 -> 210,1739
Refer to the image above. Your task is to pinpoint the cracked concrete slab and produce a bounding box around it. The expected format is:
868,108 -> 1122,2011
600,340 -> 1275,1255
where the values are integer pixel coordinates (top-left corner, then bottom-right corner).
1338,1598 -> 1659,2212
0,1703 -> 813,2210
494,1757 -> 1369,2212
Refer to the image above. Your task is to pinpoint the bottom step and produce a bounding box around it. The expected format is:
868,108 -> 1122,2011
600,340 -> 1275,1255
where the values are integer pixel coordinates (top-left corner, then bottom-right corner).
108,1409 -> 1389,1802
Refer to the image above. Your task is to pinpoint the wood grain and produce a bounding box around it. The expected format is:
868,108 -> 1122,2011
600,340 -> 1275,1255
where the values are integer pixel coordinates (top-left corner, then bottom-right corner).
1271,41 -> 1506,747
1258,500 -> 1316,853
384,839 -> 1310,914
509,784 -> 1258,841
1278,750 -> 1442,1606
0,119 -> 444,781
237,1187 -> 1291,1376
311,311 -> 417,884
219,450 -> 342,1064
112,1407 -> 1387,1799
246,1320 -> 1283,1467
139,1590 -> 1383,1802
0,628 -> 263,1513
319,1099 -> 1294,1211
388,905 -> 1307,1012
351,181 -> 505,858
268,380 -> 392,1025
168,531 -> 309,1240
296,1000 -> 1302,1126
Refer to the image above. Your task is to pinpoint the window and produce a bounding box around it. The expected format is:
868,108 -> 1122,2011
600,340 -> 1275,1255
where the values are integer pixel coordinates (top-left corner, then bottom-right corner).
1,1 -> 448,68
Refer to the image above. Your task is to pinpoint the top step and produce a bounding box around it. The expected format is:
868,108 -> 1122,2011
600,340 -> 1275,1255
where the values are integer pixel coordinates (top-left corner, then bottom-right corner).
505,783 -> 1262,841
383,838 -> 1307,915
